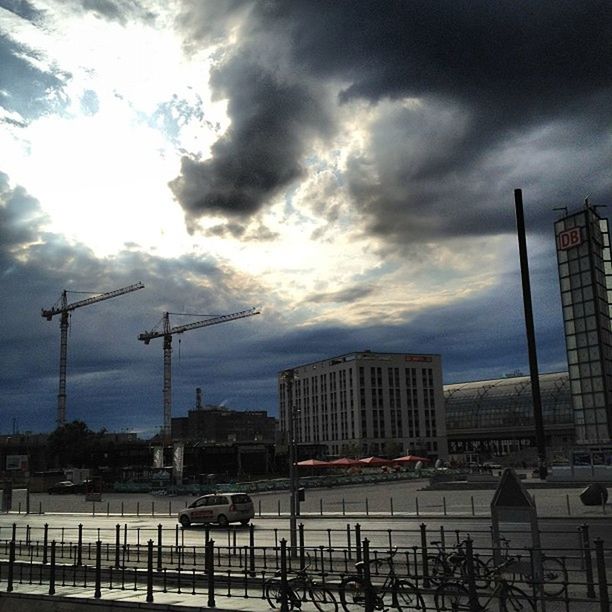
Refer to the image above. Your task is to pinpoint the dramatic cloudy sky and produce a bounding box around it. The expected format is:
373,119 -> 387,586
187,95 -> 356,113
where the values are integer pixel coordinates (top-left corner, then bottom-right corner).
1,0 -> 611,436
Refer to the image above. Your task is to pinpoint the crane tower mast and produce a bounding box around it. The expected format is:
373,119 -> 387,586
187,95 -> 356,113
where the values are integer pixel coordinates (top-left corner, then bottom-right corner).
42,282 -> 145,427
138,307 -> 260,443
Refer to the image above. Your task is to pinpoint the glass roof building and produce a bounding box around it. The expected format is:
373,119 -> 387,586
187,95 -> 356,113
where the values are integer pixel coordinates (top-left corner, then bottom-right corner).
444,372 -> 574,457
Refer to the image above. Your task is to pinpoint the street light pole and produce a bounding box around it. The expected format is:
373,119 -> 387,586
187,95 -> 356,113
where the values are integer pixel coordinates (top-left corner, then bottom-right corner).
284,369 -> 298,556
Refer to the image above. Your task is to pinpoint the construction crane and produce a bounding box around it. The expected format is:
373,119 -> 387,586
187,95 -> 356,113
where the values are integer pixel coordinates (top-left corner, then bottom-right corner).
138,307 -> 260,443
42,282 -> 145,428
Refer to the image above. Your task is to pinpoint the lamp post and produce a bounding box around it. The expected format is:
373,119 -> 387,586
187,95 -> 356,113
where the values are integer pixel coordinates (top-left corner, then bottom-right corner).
283,369 -> 299,556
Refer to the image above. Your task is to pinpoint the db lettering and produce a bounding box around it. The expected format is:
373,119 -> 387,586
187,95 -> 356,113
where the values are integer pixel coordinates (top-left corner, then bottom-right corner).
558,228 -> 582,250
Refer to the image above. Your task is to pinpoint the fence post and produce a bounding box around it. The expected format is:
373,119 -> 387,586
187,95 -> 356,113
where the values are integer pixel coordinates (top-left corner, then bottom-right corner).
7,538 -> 15,592
280,538 -> 289,612
420,523 -> 429,588
346,524 -> 352,560
94,540 -> 102,599
43,523 -> 48,565
249,523 -> 256,577
362,538 -> 375,612
115,523 -> 121,568
206,539 -> 216,608
580,524 -> 596,598
49,540 -> 56,595
157,524 -> 163,572
146,539 -> 154,603
77,523 -> 83,566
464,537 -> 479,612
594,538 -> 609,611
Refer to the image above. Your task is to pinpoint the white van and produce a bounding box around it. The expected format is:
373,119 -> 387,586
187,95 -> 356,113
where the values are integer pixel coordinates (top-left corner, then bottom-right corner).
178,492 -> 254,527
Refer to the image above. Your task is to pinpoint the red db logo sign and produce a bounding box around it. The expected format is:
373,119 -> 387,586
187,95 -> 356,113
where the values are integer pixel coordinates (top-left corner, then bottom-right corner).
558,227 -> 582,250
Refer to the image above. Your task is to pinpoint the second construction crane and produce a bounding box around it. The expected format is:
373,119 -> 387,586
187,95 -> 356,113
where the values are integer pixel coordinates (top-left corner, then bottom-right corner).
138,307 -> 260,443
42,282 -> 145,428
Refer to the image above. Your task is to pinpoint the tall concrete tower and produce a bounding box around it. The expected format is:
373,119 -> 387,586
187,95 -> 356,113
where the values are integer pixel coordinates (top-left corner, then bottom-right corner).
554,203 -> 612,444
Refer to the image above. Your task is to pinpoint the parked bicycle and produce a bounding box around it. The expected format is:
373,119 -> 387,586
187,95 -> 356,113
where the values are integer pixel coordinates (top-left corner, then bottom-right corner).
339,549 -> 425,611
434,558 -> 535,611
264,559 -> 338,611
488,536 -> 567,598
427,540 -> 490,589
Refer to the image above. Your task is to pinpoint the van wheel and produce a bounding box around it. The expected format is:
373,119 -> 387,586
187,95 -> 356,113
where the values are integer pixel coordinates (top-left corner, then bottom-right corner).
179,515 -> 191,528
217,514 -> 229,527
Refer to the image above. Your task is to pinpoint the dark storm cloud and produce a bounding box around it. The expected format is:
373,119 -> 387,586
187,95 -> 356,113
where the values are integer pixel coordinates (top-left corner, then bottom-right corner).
169,57 -> 330,225
174,0 -> 612,244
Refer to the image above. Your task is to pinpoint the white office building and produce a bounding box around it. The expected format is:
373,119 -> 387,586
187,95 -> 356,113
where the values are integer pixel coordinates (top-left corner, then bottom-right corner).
278,351 -> 448,459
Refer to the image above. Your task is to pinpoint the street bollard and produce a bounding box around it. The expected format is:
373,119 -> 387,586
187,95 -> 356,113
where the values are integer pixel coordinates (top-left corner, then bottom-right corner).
390,497 -> 394,516
355,524 -> 362,565
121,501 -> 124,517
146,539 -> 154,603
566,494 -> 571,516
136,502 -> 139,517
365,497 -> 369,516
443,496 -> 447,516
107,501 -> 110,517
92,501 -> 96,516
258,499 -> 262,517
94,540 -> 102,598
152,501 -> 155,517
342,498 -> 346,516
320,498 -> 323,516
471,496 -> 475,516
416,496 -> 420,516
277,500 -> 281,516
168,500 -> 172,516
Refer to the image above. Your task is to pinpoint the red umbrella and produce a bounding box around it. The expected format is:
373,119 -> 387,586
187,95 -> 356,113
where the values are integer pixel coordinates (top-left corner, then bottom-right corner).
358,456 -> 394,467
328,457 -> 362,467
392,455 -> 431,464
295,459 -> 330,467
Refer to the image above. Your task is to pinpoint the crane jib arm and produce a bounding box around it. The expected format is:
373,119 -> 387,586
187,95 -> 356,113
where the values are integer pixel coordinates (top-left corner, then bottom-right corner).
42,282 -> 145,319
137,308 -> 260,343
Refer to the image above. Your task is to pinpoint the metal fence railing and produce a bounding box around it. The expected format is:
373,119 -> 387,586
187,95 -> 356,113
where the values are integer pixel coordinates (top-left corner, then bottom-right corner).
0,521 -> 609,610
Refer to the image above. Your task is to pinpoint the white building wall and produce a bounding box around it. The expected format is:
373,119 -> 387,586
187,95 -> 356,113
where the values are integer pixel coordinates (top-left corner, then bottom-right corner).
278,351 -> 448,459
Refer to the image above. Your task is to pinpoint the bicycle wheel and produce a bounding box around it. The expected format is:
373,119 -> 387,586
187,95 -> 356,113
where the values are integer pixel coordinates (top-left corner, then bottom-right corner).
310,585 -> 339,611
501,585 -> 536,612
394,580 -> 427,611
427,555 -> 450,584
339,576 -> 367,611
461,557 -> 492,589
433,581 -> 472,612
264,579 -> 283,608
523,557 -> 567,597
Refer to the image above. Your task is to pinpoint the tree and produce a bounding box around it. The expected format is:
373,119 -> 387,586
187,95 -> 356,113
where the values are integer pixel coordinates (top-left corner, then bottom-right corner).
47,421 -> 104,468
